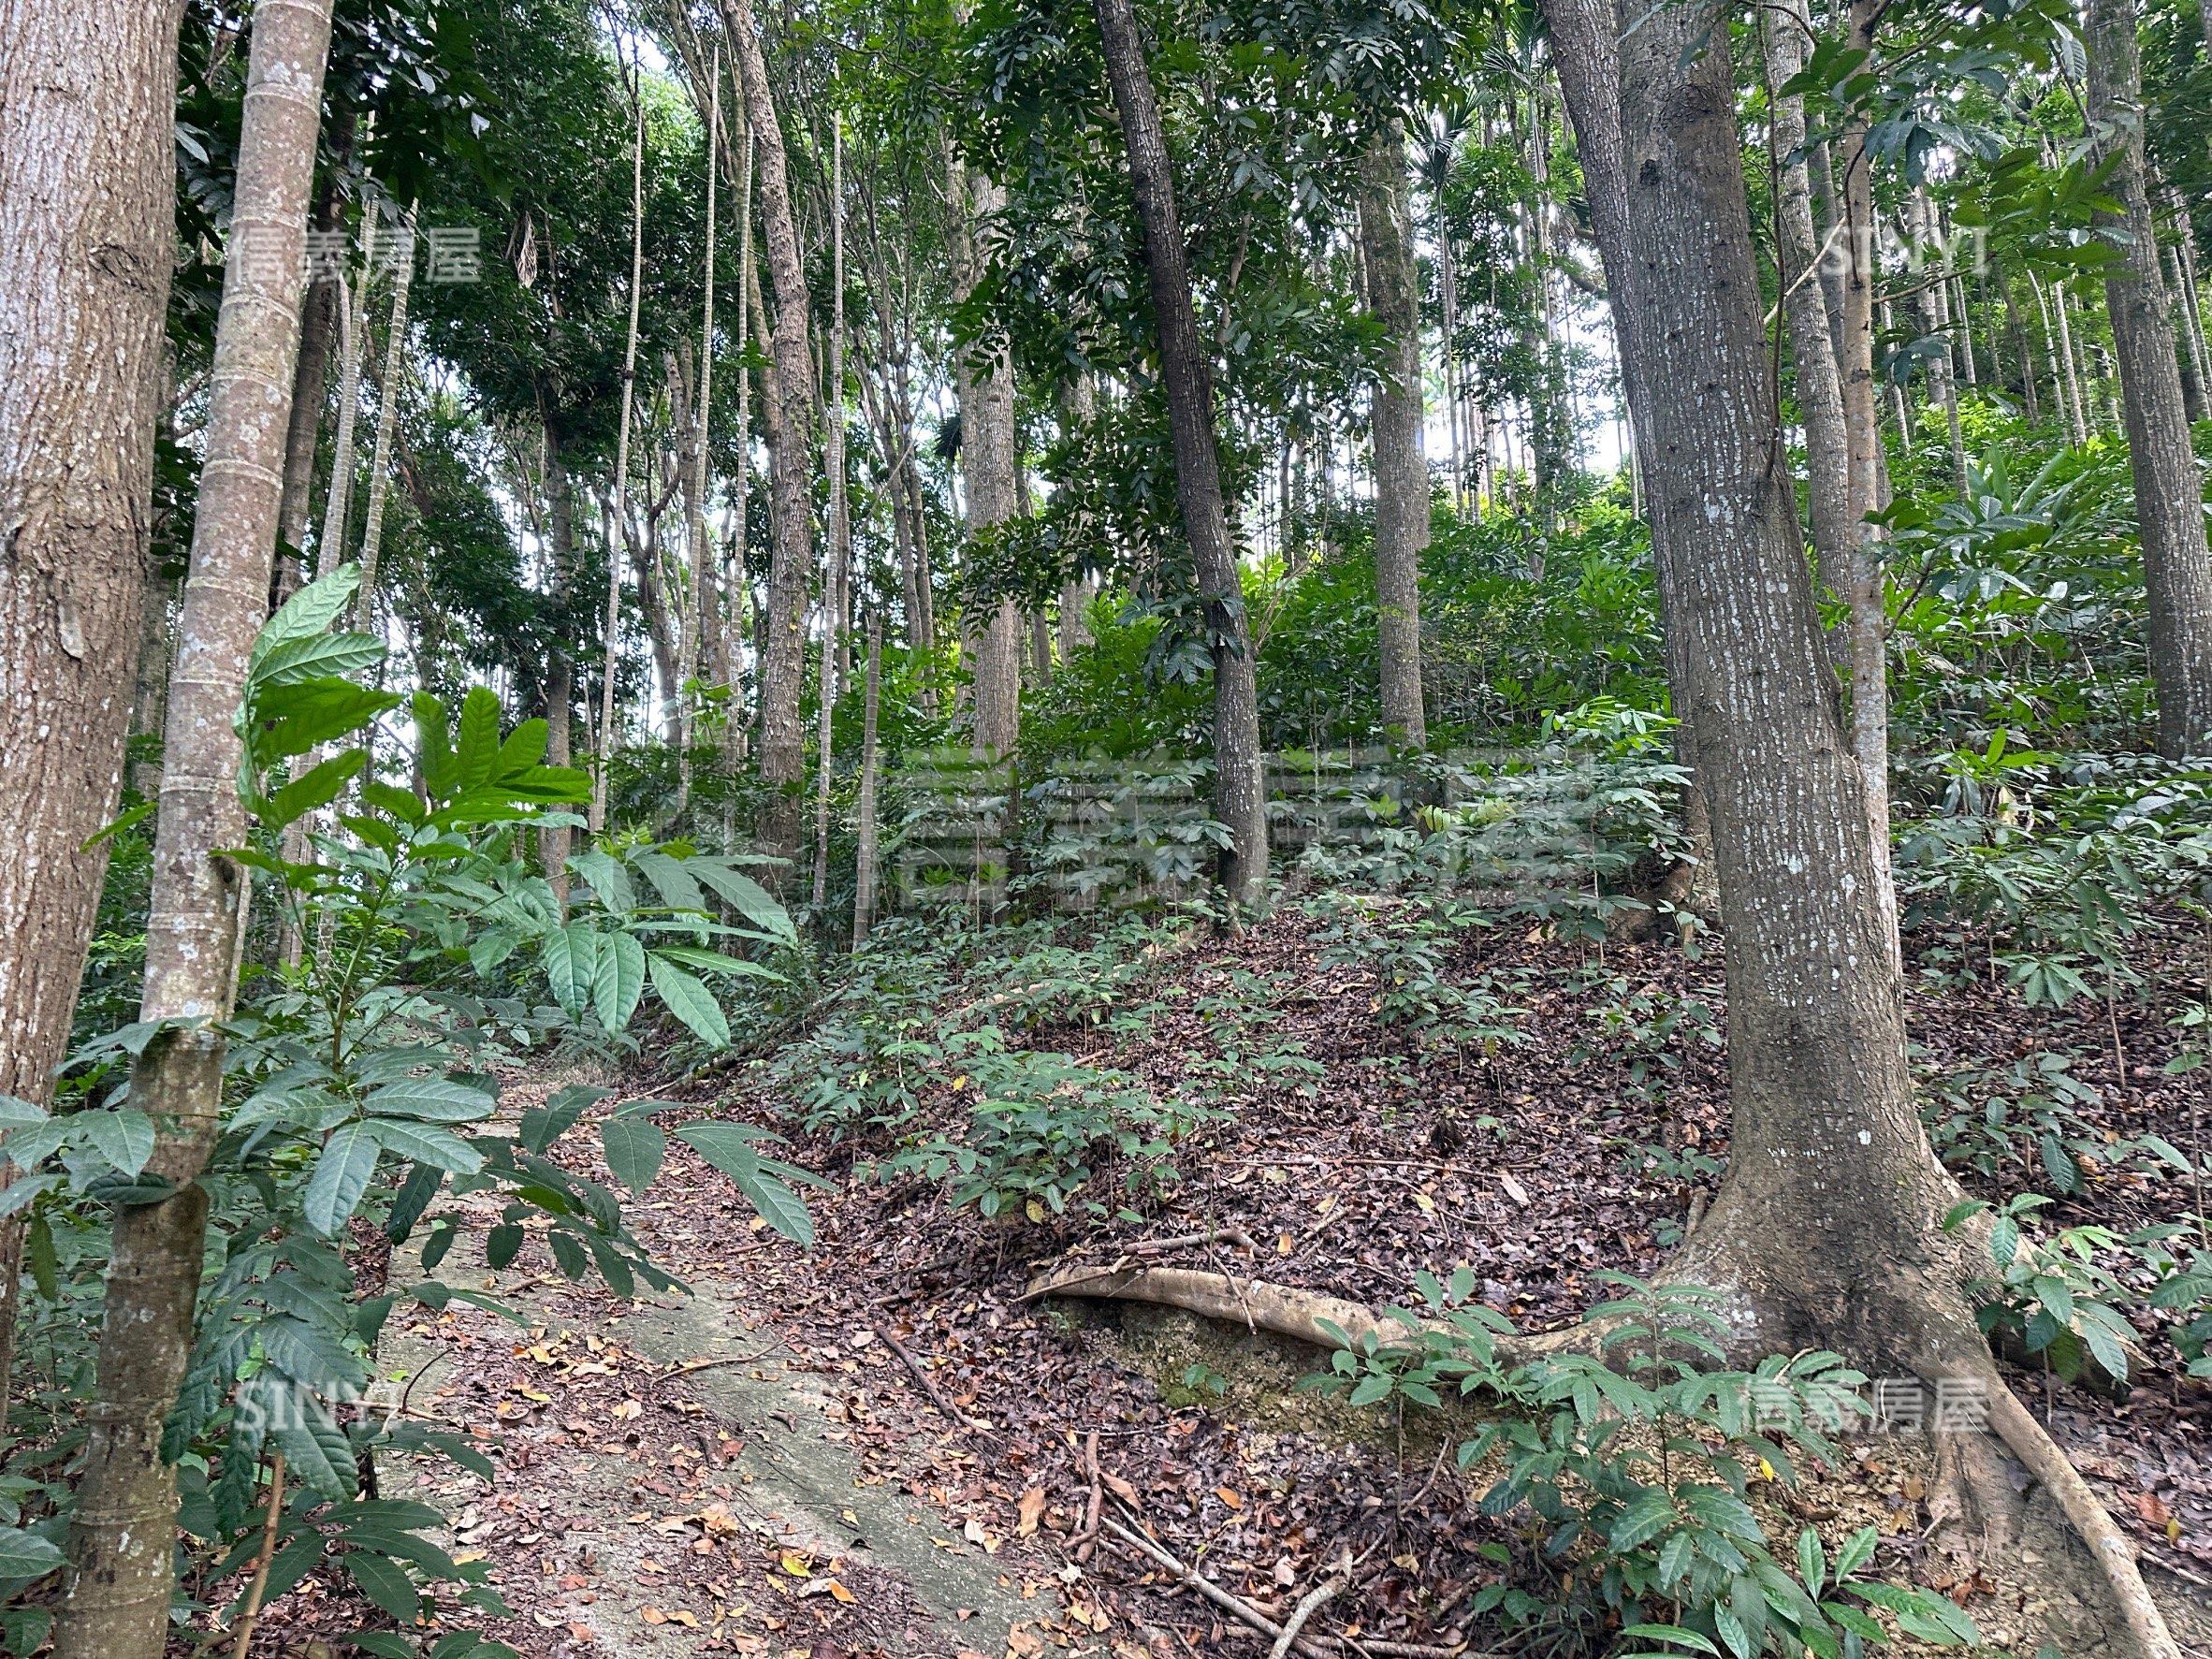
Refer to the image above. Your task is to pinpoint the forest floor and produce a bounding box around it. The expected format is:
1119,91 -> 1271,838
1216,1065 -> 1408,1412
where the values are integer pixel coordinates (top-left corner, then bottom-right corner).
250,908 -> 2212,1658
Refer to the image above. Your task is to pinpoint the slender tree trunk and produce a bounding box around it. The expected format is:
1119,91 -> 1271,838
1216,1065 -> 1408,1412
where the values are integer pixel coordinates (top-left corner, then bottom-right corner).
592,96 -> 647,831
723,0 -> 815,869
1356,124 -> 1428,749
1831,0 -> 1898,952
851,615 -> 882,948
2087,0 -> 2212,758
811,122 -> 851,909
54,7 -> 334,1652
2001,269 -> 2043,428
1094,0 -> 1268,906
677,58 -> 720,821
2176,234 -> 2209,425
725,122 -> 755,774
316,211 -> 374,575
1913,190 -> 1969,493
948,155 -> 1025,760
540,419 -> 579,897
352,206 -> 415,637
0,0 -> 186,1415
1760,0 -> 1853,606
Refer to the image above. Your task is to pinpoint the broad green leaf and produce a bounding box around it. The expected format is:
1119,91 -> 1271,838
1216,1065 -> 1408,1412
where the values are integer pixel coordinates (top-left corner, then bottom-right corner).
632,850 -> 705,911
79,1109 -> 155,1177
676,1123 -> 812,1244
365,1078 -> 498,1124
687,860 -> 796,940
601,1117 -> 665,1192
253,564 -> 361,669
254,677 -> 404,758
649,944 -> 779,981
368,1120 -> 484,1176
305,1123 -> 381,1235
250,631 -> 385,690
594,932 -> 647,1032
497,718 -> 549,778
344,1550 -> 422,1623
0,1527 -> 65,1581
454,687 -> 502,790
647,954 -> 730,1049
262,749 -> 367,828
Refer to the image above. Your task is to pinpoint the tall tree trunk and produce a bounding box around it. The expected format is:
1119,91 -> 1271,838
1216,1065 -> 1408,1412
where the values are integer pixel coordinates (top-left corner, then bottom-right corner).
724,121 -> 755,774
2087,0 -> 2212,758
316,211 -> 375,574
2172,235 -> 2209,424
273,125 -> 353,605
1356,124 -> 1428,749
0,0 -> 184,1425
53,6 -> 334,1652
1094,0 -> 1268,906
592,95 -> 647,832
1761,0 -> 1853,604
948,155 -> 1025,760
541,418 -> 579,898
1912,190 -> 1969,493
812,122 -> 850,910
677,58 -> 720,822
723,0 -> 815,869
1830,0 -> 1898,951
352,205 -> 415,636
851,614 -> 882,948
1597,7 -> 2181,1650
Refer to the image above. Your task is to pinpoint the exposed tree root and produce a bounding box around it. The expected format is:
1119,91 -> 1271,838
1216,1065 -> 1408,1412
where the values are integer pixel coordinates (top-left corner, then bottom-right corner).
1984,1385 -> 2182,1659
1031,1264 -> 2184,1659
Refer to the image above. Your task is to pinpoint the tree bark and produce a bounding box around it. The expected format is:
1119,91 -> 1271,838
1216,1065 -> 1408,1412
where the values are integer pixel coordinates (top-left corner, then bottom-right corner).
1093,0 -> 1269,906
0,0 -> 187,1419
948,156 -> 1025,760
592,95 -> 647,832
353,206 -> 415,636
272,112 -> 355,604
1760,0 -> 1854,606
2086,0 -> 2212,759
1830,0 -> 1898,951
540,418 -> 579,896
677,60 -> 721,821
54,5 -> 334,1652
1356,125 -> 1428,749
723,0 -> 815,869
851,615 -> 883,948
725,121 -> 755,773
812,122 -> 851,909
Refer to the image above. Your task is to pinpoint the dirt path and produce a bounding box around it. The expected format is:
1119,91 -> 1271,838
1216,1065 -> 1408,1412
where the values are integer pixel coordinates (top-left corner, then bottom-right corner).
373,1244 -> 1099,1658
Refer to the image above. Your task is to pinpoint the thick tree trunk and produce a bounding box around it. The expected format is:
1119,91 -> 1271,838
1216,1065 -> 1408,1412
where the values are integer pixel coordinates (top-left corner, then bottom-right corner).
0,0 -> 183,1099
1761,0 -> 1853,605
724,0 -> 815,869
1093,0 -> 1269,907
0,0 -> 186,1418
949,157 -> 1025,760
53,6 -> 334,1652
2087,0 -> 2212,758
1356,126 -> 1428,749
1595,10 -> 2180,1651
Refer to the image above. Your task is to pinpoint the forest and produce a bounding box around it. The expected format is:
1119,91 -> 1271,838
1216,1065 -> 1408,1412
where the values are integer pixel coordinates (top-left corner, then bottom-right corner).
2,0 -> 2212,1653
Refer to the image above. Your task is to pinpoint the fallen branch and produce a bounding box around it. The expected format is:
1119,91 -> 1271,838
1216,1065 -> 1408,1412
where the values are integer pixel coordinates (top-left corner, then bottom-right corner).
875,1323 -> 995,1438
1075,1428 -> 1103,1563
1270,1563 -> 1349,1659
1101,1516 -> 1336,1659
